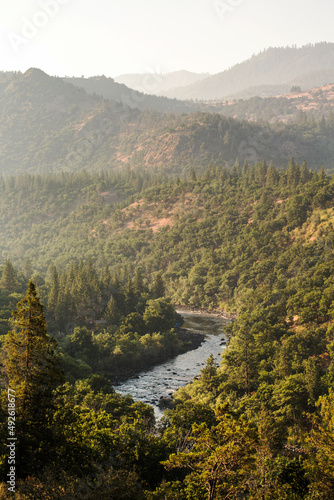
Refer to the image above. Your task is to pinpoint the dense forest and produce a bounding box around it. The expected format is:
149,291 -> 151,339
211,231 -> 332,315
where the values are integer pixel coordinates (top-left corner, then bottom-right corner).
1,158 -> 334,498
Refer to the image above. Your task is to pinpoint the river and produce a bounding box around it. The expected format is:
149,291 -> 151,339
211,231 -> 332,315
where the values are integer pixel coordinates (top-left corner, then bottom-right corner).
115,311 -> 230,419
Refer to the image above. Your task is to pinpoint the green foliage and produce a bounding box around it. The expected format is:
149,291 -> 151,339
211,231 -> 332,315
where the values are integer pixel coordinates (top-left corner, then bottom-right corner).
0,260 -> 18,293
0,281 -> 63,478
306,390 -> 334,498
163,407 -> 257,500
2,152 -> 334,496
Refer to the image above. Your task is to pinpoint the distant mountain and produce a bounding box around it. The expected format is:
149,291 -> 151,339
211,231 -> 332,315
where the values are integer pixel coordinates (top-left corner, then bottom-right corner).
222,70 -> 334,100
114,70 -> 210,95
62,75 -> 192,113
160,43 -> 334,100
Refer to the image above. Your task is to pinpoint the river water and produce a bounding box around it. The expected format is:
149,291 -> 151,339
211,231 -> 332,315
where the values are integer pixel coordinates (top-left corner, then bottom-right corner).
115,311 -> 230,418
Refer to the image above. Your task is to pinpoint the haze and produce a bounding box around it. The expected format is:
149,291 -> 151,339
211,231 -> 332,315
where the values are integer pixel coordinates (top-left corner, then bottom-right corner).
1,0 -> 334,78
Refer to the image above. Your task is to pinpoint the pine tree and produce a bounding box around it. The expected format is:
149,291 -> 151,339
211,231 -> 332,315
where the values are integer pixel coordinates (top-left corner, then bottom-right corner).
105,295 -> 121,325
287,157 -> 299,187
318,166 -> 326,180
101,264 -> 112,290
151,273 -> 165,299
299,161 -> 310,184
189,167 -> 197,182
266,162 -> 279,188
55,285 -> 76,332
133,267 -> 145,296
23,258 -> 34,281
2,281 -> 63,476
3,280 -> 62,410
47,264 -> 59,318
123,277 -> 136,314
0,259 -> 18,292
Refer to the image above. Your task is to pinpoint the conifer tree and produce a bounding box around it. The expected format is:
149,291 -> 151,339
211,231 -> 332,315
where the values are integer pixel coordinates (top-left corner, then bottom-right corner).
0,259 -> 18,292
266,162 -> 279,188
47,264 -> 59,318
101,264 -> 112,291
105,295 -> 121,325
23,258 -> 34,281
151,273 -> 165,299
287,157 -> 299,187
2,281 -> 63,476
123,277 -> 136,314
133,267 -> 145,296
3,280 -> 62,412
319,166 -> 326,180
299,161 -> 310,184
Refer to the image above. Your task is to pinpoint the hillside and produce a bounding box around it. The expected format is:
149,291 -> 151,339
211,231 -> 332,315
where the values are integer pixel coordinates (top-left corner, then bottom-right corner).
199,83 -> 334,123
0,69 -> 109,175
161,43 -> 334,100
1,69 -> 334,177
0,159 -> 332,296
2,154 -> 334,498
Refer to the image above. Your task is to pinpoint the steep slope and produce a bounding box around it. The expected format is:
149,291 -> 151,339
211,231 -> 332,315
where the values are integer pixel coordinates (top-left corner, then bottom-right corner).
161,43 -> 334,100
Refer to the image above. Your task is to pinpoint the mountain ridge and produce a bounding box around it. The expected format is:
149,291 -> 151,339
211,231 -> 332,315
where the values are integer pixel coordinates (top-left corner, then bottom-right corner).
158,43 -> 334,100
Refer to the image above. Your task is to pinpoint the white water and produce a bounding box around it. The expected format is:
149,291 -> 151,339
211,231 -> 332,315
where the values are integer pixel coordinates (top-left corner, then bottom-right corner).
115,312 -> 229,418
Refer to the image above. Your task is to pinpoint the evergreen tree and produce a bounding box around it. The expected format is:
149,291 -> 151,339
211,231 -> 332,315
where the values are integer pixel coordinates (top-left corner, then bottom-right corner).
133,267 -> 145,297
47,265 -> 59,318
286,157 -> 299,187
266,162 -> 279,188
299,161 -> 310,184
123,277 -> 136,314
23,258 -> 34,281
189,167 -> 197,182
151,273 -> 165,299
2,281 -> 63,476
55,286 -> 76,332
101,264 -> 111,287
105,295 -> 121,325
0,259 -> 18,292
319,166 -> 326,180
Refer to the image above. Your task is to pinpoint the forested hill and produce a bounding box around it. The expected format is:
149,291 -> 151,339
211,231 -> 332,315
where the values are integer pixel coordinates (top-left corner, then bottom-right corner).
1,69 -> 334,177
2,159 -> 334,497
162,42 -> 334,100
1,159 -> 334,310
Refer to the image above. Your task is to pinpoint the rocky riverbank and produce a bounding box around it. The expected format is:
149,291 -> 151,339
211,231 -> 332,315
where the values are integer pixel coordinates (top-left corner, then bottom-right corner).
177,328 -> 205,351
112,327 -> 205,385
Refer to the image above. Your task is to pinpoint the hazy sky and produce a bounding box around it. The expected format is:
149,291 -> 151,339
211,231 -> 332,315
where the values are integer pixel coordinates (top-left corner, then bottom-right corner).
1,0 -> 333,77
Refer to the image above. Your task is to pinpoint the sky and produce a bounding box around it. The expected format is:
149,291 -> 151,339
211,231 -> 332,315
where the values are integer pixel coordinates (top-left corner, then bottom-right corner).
1,0 -> 334,78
